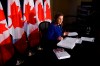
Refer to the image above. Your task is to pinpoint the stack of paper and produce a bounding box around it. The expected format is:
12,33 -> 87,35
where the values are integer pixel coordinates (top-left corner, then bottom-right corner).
53,48 -> 71,60
68,32 -> 78,36
81,37 -> 95,42
57,37 -> 79,49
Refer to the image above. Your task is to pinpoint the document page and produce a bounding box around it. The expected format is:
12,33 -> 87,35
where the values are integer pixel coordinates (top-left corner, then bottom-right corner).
68,32 -> 78,36
81,37 -> 94,42
57,37 -> 79,49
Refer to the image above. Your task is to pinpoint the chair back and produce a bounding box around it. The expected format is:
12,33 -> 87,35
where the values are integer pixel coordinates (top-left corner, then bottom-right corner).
39,21 -> 50,39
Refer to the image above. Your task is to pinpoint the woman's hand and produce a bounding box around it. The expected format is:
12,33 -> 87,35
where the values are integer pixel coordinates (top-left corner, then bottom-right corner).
63,32 -> 69,36
57,36 -> 63,41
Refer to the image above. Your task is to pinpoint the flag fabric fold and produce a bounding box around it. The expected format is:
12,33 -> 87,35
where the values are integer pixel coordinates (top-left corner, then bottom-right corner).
0,2 -> 14,65
23,0 -> 40,47
7,0 -> 27,54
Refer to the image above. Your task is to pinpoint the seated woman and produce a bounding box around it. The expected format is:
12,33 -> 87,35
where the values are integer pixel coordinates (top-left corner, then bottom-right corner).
46,12 -> 68,49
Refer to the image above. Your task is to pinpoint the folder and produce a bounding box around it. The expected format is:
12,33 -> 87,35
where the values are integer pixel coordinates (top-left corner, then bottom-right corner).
53,48 -> 71,60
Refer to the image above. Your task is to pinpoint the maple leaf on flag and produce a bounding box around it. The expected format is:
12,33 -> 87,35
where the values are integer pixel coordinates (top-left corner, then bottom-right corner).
38,3 -> 44,21
9,2 -> 23,28
44,0 -> 51,22
0,9 -> 5,21
0,9 -> 7,34
46,3 -> 51,19
24,3 -> 36,24
28,8 -> 36,24
0,24 -> 7,34
24,3 -> 31,22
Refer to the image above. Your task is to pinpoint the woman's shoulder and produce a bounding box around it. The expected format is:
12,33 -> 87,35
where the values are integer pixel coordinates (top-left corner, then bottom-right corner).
49,23 -> 55,27
48,23 -> 56,30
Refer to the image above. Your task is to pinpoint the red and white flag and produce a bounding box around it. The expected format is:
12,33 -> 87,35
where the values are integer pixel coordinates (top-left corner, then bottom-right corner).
23,0 -> 40,47
0,2 -> 14,65
44,0 -> 51,22
35,0 -> 44,25
7,0 -> 27,54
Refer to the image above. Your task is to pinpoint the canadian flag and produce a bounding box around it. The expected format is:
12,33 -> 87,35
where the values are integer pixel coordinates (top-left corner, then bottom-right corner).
23,0 -> 40,47
35,0 -> 44,25
0,2 -> 14,65
44,0 -> 51,22
7,0 -> 27,54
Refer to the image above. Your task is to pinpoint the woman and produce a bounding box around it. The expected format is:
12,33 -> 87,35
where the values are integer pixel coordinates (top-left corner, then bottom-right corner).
46,12 -> 68,49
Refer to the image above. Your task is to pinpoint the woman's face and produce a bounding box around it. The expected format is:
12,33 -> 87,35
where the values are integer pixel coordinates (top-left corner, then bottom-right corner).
57,15 -> 63,25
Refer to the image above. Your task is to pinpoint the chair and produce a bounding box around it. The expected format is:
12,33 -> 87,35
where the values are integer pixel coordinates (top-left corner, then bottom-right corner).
38,21 -> 50,50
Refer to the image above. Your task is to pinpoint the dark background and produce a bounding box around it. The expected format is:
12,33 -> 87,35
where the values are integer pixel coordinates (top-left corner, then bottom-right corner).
0,0 -> 100,65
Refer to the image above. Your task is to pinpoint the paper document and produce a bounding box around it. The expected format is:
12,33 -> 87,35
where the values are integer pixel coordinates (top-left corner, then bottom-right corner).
53,48 -> 71,60
81,37 -> 94,42
76,38 -> 82,44
57,37 -> 79,49
68,32 -> 78,36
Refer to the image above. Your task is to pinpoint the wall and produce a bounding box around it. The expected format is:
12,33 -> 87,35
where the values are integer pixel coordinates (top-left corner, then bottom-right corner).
50,0 -> 92,25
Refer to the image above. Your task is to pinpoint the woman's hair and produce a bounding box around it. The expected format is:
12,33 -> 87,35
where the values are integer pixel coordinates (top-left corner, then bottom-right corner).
52,12 -> 64,23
